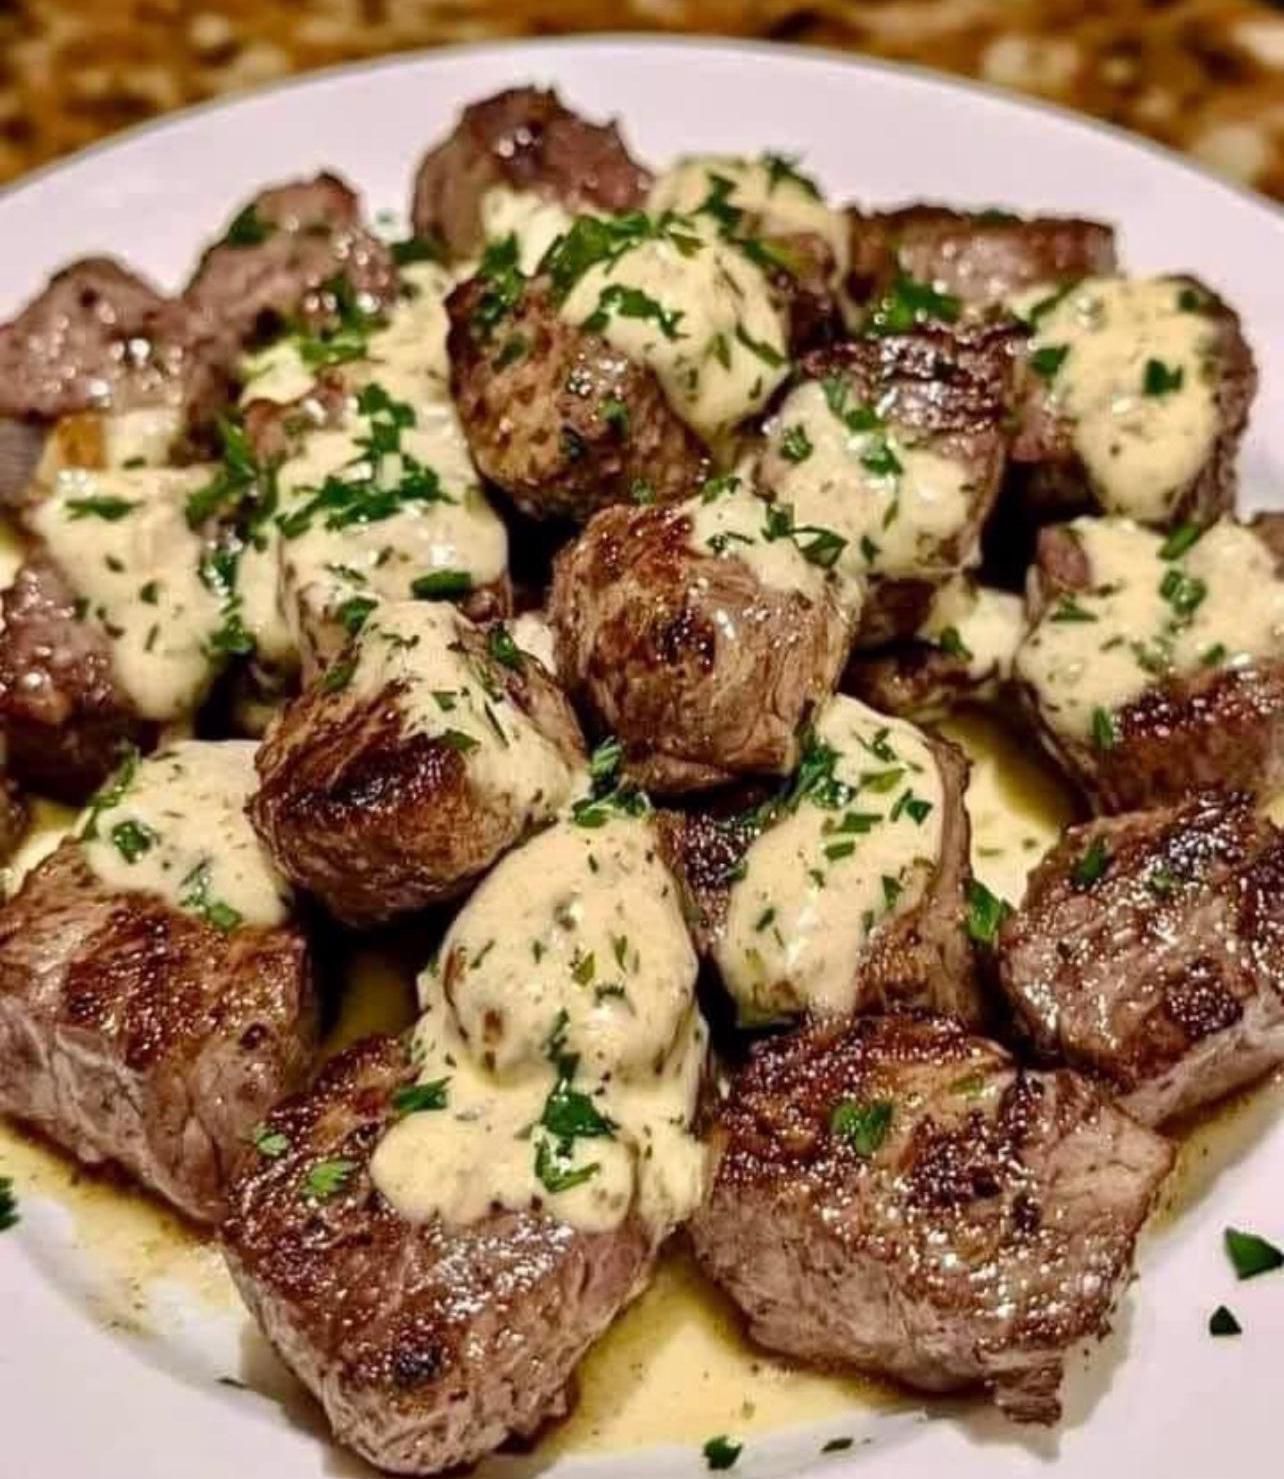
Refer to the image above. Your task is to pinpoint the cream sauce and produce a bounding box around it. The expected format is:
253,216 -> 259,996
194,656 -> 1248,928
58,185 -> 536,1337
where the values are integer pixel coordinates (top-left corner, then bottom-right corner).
1028,277 -> 1220,523
1015,517 -> 1284,742
31,464 -> 223,721
343,600 -> 577,829
717,696 -> 945,1021
648,153 -> 847,269
759,378 -> 976,598
372,812 -> 706,1236
79,739 -> 289,930
479,186 -> 576,274
558,216 -> 789,447
919,576 -> 1025,686
684,469 -> 846,606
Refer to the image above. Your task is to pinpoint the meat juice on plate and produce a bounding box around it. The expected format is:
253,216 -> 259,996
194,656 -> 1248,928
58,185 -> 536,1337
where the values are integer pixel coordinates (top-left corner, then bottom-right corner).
0,710 -> 1268,1454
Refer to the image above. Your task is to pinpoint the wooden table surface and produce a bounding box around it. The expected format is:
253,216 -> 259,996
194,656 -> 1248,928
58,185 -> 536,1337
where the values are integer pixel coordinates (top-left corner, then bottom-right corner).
2,2 -> 1283,199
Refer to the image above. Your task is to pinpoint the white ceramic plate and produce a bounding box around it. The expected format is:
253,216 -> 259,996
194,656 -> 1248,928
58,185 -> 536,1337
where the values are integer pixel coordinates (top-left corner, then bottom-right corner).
1,36 -> 1283,1479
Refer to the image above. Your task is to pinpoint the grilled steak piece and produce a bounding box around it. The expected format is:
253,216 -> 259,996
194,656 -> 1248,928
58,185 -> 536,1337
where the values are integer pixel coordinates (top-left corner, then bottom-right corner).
660,704 -> 982,1025
0,768 -> 28,869
998,790 -> 1284,1125
1010,276 -> 1255,530
690,1013 -> 1172,1424
1014,518 -> 1284,812
185,173 -> 398,348
448,273 -> 709,523
0,257 -> 234,427
0,557 -> 152,803
0,841 -> 315,1222
550,498 -> 852,794
222,1032 -> 655,1475
846,205 -> 1116,311
762,324 -> 1016,647
250,603 -> 584,928
411,86 -> 652,260
843,579 -> 1025,720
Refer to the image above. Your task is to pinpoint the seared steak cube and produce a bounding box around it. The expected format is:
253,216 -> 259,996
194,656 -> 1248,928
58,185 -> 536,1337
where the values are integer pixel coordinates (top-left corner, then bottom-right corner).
1014,517 -> 1284,811
999,790 -> 1284,1124
0,740 -> 316,1221
690,1013 -> 1172,1424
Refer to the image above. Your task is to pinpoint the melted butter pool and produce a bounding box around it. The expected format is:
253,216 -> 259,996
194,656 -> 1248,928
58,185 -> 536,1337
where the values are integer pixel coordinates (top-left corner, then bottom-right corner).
0,706 -> 1276,1462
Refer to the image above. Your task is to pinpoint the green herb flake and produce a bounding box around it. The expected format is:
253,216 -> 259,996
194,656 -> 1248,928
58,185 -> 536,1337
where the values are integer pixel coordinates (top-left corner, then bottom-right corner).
302,1158 -> 357,1203
1071,836 -> 1111,889
412,569 -> 474,600
320,652 -> 357,694
780,424 -> 814,464
224,203 -> 275,247
533,1138 -> 601,1195
866,274 -> 961,336
702,1435 -> 743,1471
1225,1226 -> 1284,1280
66,495 -> 136,521
1091,706 -> 1118,751
1209,1305 -> 1242,1337
1030,344 -> 1069,381
336,595 -> 377,638
1143,358 -> 1185,396
937,625 -> 972,659
0,1175 -> 17,1232
1160,522 -> 1203,560
965,879 -> 1013,945
829,1098 -> 894,1157
251,1125 -> 290,1159
391,1078 -> 451,1117
110,818 -> 157,864
487,624 -> 524,671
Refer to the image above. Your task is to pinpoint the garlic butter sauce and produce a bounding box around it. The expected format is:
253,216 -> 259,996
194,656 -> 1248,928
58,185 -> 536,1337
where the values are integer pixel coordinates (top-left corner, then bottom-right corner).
717,696 -> 945,1021
371,811 -> 707,1237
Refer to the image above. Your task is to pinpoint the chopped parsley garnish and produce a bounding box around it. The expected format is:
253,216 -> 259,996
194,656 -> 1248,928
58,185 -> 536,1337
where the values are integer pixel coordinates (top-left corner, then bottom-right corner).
390,234 -> 441,266
830,1098 -> 894,1157
178,860 -> 243,934
890,789 -> 933,825
110,818 -> 157,864
439,728 -> 480,753
296,274 -> 384,370
412,569 -> 474,600
860,438 -> 903,479
541,211 -> 701,301
391,1078 -> 450,1116
487,624 -> 524,671
80,748 -> 139,839
1025,280 -> 1078,325
1143,358 -> 1184,396
1177,285 -> 1207,313
937,626 -> 972,660
734,321 -> 785,367
866,274 -> 961,336
66,495 -> 136,521
336,595 -> 377,637
1160,522 -> 1203,560
1209,1305 -> 1242,1337
187,415 -> 274,529
494,333 -> 528,369
1071,836 -> 1110,889
533,1140 -> 601,1194
470,232 -> 525,340
223,203 -> 274,247
1159,566 -> 1207,620
251,1125 -> 290,1159
702,1435 -> 743,1471
320,652 -> 357,694
1225,1226 -> 1284,1280
0,1175 -> 17,1232
821,374 -> 882,434
139,580 -> 160,605
583,283 -> 684,341
1030,344 -> 1069,381
965,879 -> 1012,945
541,1076 -> 616,1142
763,151 -> 822,197
779,423 -> 814,463
1091,705 -> 1118,750
761,501 -> 847,569
1050,595 -> 1098,623
572,739 -> 649,827
600,397 -> 629,434
302,1158 -> 357,1202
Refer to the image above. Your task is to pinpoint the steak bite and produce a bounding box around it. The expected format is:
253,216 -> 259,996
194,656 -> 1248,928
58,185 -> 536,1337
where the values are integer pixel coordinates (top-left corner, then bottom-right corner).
0,257 -> 234,427
846,205 -> 1117,312
222,1033 -> 655,1476
843,577 -> 1025,720
448,270 -> 710,523
690,1013 -> 1173,1424
185,173 -> 398,349
998,790 -> 1284,1125
224,802 -> 707,1474
1010,276 -> 1255,529
0,741 -> 316,1222
1014,517 -> 1284,811
662,696 -> 981,1025
759,324 -> 1016,646
410,86 -> 652,261
249,601 -> 584,928
549,483 -> 852,794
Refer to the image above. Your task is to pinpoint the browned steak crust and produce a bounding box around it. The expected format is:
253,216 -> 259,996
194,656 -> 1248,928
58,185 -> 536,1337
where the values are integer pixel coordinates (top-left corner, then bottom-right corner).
221,1033 -> 656,1475
185,173 -> 398,348
0,843 -> 316,1222
411,87 -> 652,260
846,205 -> 1117,310
551,502 -> 852,794
0,557 -> 152,803
999,791 -> 1284,1125
797,325 -> 1016,645
690,1013 -> 1172,1424
448,274 -> 709,523
660,733 -> 982,1024
249,623 -> 584,928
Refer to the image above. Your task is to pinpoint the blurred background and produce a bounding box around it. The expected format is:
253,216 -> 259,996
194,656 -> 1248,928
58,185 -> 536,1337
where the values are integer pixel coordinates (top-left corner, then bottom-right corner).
2,2 -> 1283,198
